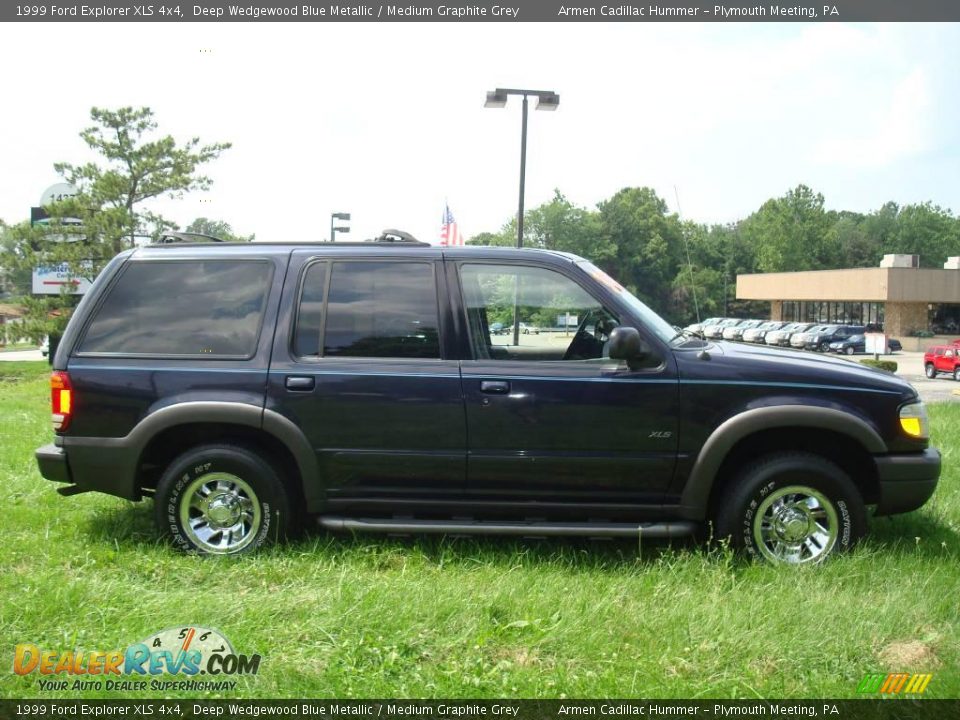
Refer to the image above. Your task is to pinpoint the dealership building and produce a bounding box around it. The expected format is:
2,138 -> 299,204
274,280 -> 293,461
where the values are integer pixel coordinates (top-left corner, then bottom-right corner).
736,254 -> 960,350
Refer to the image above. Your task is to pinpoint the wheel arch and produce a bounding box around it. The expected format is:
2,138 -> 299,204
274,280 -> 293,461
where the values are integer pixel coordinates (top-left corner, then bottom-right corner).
679,406 -> 884,521
130,403 -> 320,511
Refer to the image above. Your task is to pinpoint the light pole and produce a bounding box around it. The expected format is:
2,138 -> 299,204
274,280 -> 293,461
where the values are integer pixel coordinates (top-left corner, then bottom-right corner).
485,88 -> 559,347
330,212 -> 350,242
484,88 -> 559,249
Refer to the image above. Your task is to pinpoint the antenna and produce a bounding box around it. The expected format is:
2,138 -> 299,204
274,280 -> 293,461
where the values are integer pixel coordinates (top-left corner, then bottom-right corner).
674,186 -> 701,324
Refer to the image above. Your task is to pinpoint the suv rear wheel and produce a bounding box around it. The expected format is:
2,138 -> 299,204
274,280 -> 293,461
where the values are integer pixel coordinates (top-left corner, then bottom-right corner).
154,444 -> 293,555
715,452 -> 866,565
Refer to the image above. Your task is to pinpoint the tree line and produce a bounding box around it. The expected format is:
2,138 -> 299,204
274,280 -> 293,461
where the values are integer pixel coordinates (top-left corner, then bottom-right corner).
2,106 -> 959,343
469,186 -> 960,325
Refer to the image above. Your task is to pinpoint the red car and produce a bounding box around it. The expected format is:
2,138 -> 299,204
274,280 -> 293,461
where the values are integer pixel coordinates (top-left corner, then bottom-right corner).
924,345 -> 960,380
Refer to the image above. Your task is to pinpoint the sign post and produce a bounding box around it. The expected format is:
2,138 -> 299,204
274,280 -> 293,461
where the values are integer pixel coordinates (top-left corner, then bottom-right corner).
865,332 -> 886,360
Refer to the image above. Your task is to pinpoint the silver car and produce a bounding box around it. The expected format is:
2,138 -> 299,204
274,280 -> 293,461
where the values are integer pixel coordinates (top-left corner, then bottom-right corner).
765,322 -> 814,347
722,319 -> 763,341
742,321 -> 786,344
703,318 -> 741,339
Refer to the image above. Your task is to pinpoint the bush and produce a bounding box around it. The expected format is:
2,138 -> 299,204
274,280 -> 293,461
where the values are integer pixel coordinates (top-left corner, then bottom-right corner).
860,359 -> 898,372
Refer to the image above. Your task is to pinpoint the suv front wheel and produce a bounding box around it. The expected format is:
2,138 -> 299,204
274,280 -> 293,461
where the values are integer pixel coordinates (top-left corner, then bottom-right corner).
155,444 -> 293,555
715,452 -> 866,565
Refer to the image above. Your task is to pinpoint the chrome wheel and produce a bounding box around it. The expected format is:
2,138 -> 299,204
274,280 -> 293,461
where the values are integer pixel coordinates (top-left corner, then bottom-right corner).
753,485 -> 839,564
179,472 -> 262,555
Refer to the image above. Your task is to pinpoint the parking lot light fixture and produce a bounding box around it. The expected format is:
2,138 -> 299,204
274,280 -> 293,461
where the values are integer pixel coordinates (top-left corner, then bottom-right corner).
330,212 -> 351,242
483,87 -> 560,249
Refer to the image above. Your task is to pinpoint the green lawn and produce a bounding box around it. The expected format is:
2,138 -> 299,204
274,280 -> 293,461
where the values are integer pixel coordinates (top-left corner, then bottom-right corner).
1,361 -> 958,700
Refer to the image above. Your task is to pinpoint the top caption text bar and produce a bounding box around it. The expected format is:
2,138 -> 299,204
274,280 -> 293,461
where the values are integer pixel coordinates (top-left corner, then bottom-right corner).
5,1 -> 960,23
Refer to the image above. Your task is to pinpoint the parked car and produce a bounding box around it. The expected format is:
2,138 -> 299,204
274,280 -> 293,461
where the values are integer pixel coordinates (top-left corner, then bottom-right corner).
683,317 -> 722,336
765,322 -> 814,347
924,345 -> 960,380
742,321 -> 786,344
793,325 -> 865,352
35,237 -> 940,564
489,322 -> 507,335
722,319 -> 763,341
702,318 -> 741,339
829,334 -> 903,356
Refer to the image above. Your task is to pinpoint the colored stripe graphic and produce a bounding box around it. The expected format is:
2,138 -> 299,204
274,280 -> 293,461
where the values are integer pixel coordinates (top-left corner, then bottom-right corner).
857,672 -> 932,695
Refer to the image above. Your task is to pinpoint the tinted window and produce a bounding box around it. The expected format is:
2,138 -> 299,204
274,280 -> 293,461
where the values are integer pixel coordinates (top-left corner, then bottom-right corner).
79,260 -> 272,357
293,262 -> 329,358
322,262 -> 439,359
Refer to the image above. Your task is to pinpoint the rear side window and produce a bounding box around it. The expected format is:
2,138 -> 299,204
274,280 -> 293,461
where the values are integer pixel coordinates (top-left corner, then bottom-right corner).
301,261 -> 439,359
79,260 -> 273,357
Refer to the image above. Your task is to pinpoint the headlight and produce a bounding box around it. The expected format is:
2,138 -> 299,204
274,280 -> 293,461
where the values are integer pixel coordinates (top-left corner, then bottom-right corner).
899,402 -> 929,439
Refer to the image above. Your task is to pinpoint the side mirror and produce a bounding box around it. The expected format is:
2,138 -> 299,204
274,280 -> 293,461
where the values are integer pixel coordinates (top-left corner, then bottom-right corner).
608,326 -> 645,361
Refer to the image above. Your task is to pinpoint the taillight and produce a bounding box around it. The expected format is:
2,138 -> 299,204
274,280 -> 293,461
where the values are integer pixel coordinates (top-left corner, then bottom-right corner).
51,371 -> 73,432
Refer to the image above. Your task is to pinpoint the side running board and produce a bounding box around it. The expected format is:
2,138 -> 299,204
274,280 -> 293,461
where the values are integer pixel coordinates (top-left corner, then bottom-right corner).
317,516 -> 697,538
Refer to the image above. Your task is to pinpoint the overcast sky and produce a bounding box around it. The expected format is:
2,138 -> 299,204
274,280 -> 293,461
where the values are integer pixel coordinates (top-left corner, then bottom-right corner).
1,22 -> 958,244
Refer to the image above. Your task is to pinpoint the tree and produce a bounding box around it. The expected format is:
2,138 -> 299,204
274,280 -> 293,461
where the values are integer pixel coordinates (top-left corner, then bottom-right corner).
2,107 -> 231,344
891,202 -> 960,267
466,230 -> 513,247
185,217 -> 254,243
741,185 -> 835,273
597,187 -> 685,315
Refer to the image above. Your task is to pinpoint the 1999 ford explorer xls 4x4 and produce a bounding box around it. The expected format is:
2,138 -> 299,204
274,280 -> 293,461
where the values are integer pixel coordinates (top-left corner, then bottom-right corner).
35,238 -> 941,563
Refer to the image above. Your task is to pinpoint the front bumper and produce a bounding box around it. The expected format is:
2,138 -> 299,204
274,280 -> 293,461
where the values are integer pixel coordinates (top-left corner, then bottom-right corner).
874,448 -> 941,516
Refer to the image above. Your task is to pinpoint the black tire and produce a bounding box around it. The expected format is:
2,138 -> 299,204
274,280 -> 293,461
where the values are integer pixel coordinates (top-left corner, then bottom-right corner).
925,363 -> 937,379
154,444 -> 294,555
844,346 -> 855,356
818,341 -> 830,352
954,367 -> 960,382
715,452 -> 866,565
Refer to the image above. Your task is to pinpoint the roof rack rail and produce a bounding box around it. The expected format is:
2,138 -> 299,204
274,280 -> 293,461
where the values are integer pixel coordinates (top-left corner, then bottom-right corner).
153,231 -> 227,244
366,229 -> 428,246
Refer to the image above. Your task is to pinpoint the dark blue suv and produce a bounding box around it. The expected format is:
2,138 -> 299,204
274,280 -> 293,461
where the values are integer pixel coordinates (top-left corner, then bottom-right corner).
35,239 -> 941,563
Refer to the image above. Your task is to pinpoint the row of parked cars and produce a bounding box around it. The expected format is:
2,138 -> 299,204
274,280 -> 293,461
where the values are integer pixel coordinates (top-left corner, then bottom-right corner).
685,318 -> 902,355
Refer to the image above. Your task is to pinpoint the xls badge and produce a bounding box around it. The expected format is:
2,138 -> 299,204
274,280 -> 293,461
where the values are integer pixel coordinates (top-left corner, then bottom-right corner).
13,626 -> 260,692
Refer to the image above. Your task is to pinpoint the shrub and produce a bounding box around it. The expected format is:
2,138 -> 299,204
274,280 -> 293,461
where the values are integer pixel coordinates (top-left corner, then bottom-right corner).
860,359 -> 898,373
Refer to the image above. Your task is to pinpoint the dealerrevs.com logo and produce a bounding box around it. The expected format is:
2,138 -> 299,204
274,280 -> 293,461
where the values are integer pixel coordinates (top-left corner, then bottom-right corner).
13,626 -> 260,692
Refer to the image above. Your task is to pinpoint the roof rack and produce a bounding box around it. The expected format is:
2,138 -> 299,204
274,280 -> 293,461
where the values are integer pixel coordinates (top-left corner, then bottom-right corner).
153,231 -> 228,244
366,229 -> 428,245
148,228 -> 431,247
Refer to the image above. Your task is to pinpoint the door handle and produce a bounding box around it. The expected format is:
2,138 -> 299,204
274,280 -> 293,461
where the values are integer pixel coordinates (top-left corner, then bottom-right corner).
285,376 -> 315,391
480,380 -> 510,395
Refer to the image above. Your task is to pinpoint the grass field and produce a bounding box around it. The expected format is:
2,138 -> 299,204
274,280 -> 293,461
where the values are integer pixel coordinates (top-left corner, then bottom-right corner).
1,361 -> 958,699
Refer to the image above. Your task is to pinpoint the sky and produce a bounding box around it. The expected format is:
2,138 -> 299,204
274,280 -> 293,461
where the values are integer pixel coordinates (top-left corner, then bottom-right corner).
1,21 -> 958,244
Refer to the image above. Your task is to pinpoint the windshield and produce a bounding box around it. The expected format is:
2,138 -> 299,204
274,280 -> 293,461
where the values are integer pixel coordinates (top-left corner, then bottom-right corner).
576,260 -> 678,344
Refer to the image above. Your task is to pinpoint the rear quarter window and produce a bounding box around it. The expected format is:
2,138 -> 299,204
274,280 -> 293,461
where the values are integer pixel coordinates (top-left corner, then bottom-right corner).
78,259 -> 273,357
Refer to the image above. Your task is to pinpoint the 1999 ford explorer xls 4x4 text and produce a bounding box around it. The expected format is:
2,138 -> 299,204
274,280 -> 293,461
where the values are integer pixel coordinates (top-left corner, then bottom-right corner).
35,238 -> 941,563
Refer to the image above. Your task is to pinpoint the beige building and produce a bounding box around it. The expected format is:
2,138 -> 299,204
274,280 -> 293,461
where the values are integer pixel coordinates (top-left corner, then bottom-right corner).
737,255 -> 960,349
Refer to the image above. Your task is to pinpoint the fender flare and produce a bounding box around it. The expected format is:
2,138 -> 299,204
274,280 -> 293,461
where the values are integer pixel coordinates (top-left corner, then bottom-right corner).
679,405 -> 885,520
70,402 -> 320,509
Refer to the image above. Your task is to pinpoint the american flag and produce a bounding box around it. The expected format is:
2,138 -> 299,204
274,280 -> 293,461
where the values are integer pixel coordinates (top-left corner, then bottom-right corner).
439,203 -> 463,246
